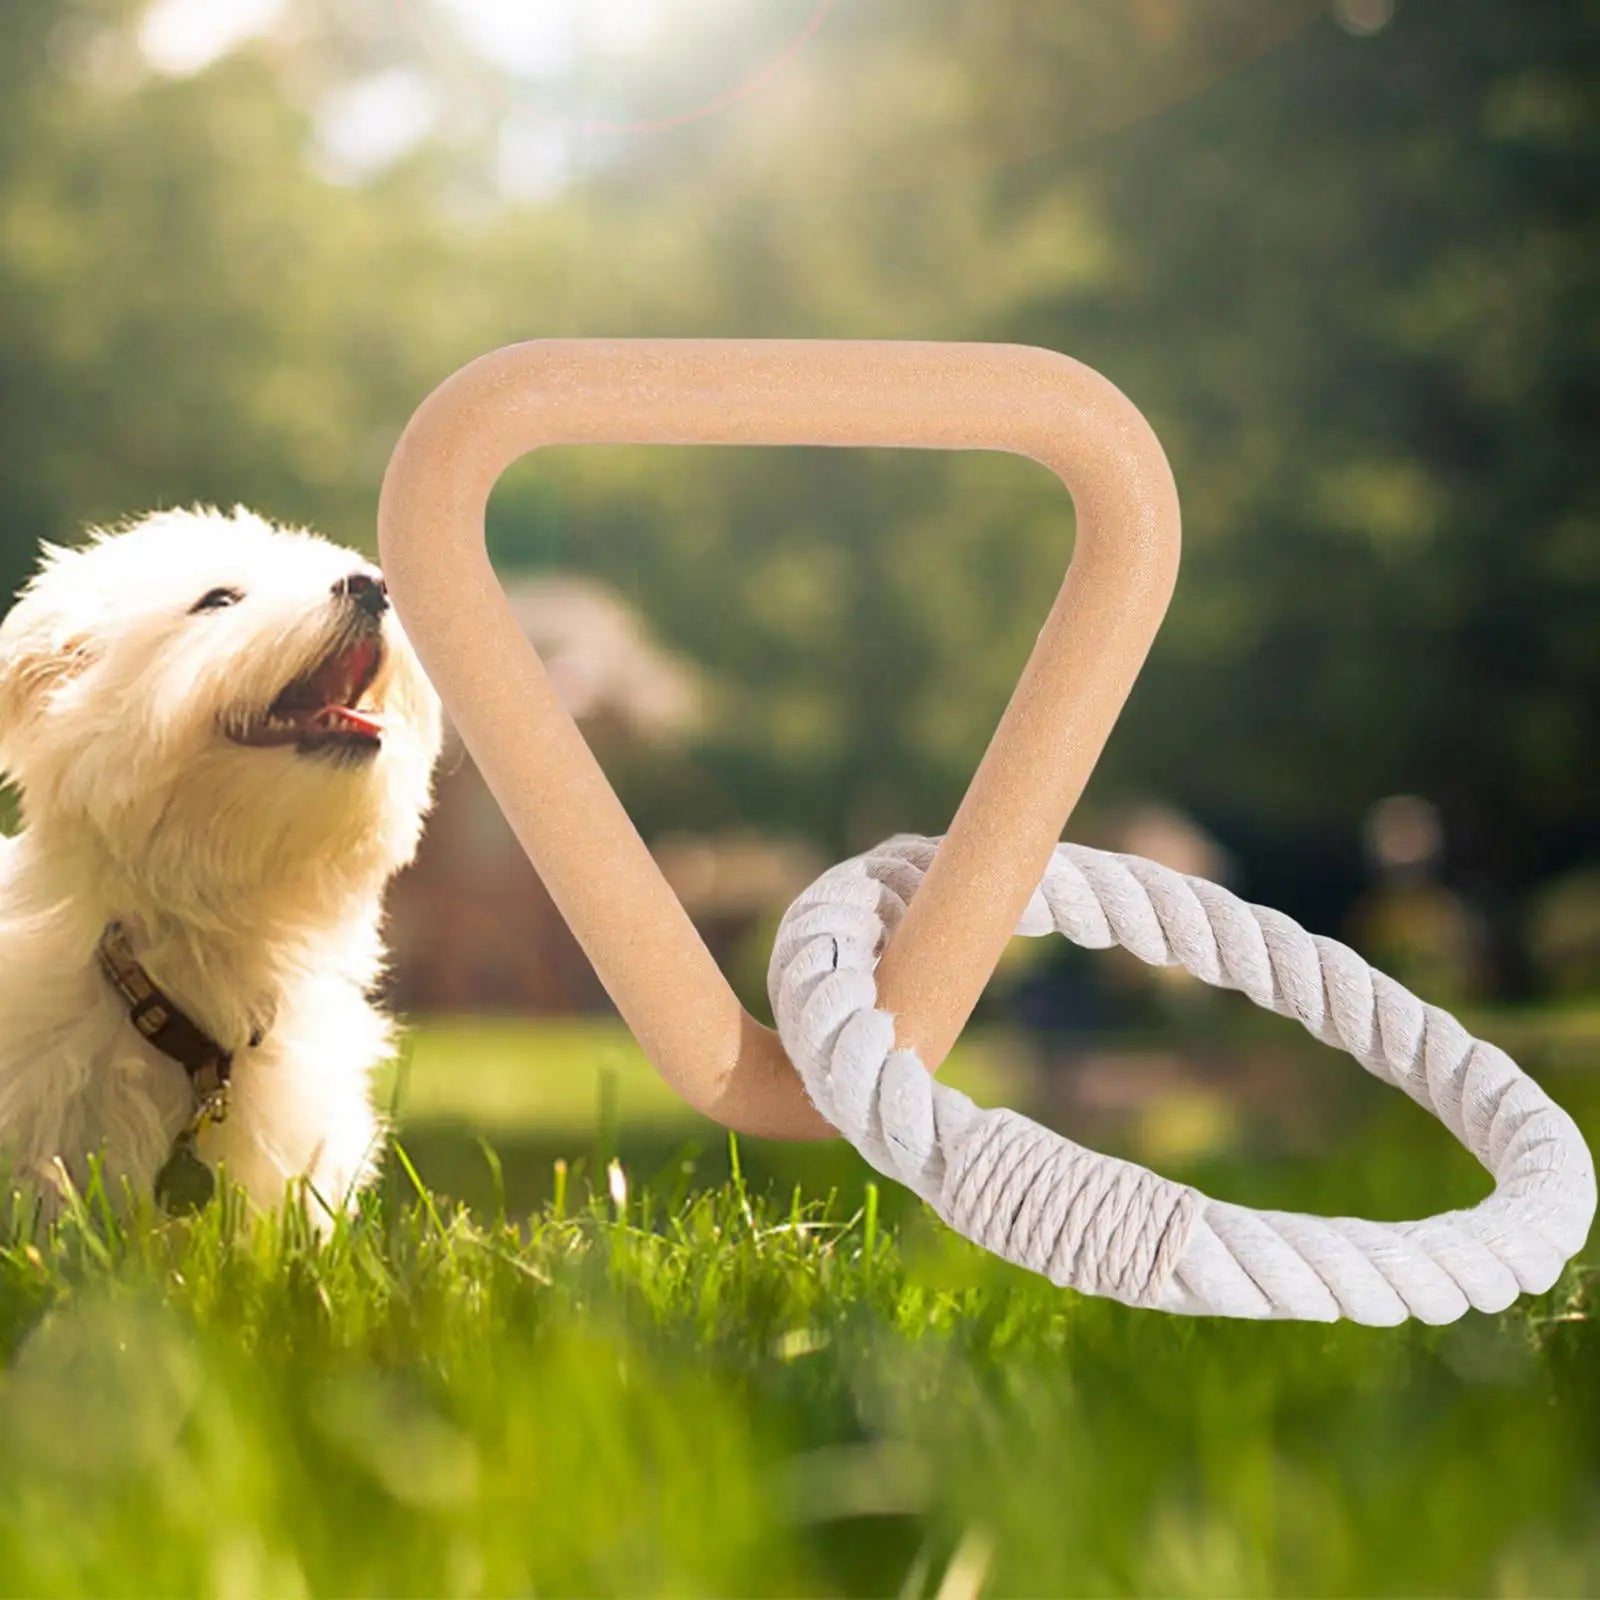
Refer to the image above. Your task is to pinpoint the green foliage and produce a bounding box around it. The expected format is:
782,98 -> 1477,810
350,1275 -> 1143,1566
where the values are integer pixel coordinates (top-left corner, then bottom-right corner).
1,0 -> 1596,986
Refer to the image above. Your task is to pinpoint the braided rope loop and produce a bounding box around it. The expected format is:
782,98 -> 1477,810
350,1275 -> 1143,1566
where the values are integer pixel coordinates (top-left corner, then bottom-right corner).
769,837 -> 1595,1324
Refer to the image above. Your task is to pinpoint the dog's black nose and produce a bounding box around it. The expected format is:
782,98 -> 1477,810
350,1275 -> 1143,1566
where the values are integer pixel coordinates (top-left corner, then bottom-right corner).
334,570 -> 388,618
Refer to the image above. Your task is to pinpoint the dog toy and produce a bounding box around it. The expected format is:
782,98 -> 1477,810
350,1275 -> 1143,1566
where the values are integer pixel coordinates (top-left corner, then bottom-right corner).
379,340 -> 1595,1324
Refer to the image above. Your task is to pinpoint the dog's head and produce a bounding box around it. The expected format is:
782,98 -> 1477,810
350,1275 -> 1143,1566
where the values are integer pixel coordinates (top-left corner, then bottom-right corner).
0,507 -> 442,909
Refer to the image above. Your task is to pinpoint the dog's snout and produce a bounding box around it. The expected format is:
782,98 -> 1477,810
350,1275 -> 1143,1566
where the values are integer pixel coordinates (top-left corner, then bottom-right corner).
334,570 -> 388,619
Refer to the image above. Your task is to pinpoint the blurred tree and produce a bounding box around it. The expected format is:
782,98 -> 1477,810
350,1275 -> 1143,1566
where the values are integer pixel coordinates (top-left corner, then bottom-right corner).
478,0 -> 1599,991
0,0 -> 1593,995
1026,0 -> 1600,993
0,0 -> 484,596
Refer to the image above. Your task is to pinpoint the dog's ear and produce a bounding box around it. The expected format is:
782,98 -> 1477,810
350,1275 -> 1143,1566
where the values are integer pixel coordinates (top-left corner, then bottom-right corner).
0,548 -> 98,761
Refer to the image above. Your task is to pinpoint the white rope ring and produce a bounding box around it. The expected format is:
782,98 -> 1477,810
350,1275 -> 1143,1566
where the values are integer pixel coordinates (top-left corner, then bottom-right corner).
769,836 -> 1596,1324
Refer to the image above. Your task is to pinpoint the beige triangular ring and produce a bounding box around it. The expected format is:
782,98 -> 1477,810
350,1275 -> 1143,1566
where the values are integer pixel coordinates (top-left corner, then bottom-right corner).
378,340 -> 1180,1140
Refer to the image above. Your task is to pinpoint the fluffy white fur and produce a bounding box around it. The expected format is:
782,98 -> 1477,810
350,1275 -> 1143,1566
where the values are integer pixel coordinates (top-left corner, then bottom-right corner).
0,507 -> 441,1219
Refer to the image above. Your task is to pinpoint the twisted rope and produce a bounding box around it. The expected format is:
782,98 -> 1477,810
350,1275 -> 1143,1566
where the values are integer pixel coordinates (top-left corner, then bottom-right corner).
769,836 -> 1596,1324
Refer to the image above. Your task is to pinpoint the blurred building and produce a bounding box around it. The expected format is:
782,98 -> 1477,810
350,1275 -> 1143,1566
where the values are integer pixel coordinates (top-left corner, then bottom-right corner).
385,574 -> 820,1014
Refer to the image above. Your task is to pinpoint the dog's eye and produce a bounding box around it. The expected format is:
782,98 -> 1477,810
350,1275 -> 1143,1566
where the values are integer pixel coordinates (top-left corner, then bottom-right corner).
189,586 -> 243,613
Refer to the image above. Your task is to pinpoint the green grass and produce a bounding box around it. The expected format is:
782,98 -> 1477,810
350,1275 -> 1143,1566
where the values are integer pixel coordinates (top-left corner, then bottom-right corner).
386,1017 -> 1037,1220
0,1020 -> 1596,1597
388,1016 -> 1031,1134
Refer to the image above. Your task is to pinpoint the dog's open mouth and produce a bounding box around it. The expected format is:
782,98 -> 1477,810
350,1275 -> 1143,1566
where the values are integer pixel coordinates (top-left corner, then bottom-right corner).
228,634 -> 384,755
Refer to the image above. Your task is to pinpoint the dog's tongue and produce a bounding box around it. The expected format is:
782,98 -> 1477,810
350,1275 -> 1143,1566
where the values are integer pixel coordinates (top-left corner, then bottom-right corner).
311,704 -> 383,738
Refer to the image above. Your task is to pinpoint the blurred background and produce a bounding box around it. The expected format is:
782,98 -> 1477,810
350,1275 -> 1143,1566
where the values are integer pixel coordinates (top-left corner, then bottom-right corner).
2,0 -> 1596,1205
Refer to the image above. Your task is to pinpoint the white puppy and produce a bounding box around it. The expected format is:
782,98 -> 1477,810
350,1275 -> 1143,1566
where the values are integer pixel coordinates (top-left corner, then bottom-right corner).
0,507 -> 441,1219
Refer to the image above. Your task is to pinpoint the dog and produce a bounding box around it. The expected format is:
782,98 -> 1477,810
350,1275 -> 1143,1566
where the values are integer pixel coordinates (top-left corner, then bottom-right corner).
0,506 -> 442,1220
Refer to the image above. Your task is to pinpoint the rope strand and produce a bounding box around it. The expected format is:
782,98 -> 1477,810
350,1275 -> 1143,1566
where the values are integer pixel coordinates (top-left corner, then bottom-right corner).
769,836 -> 1596,1324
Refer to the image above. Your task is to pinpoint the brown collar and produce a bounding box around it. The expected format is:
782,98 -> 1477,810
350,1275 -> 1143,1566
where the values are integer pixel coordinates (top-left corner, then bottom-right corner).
95,922 -> 249,1116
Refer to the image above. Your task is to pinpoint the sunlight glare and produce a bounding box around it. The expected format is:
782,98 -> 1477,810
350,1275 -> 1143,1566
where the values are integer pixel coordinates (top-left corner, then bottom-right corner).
137,0 -> 284,76
316,70 -> 440,184
443,0 -> 665,77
